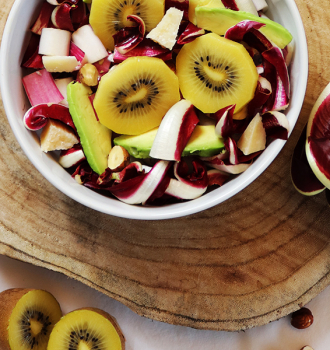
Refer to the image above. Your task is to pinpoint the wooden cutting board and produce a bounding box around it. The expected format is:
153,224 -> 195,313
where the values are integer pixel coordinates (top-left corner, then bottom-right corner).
0,0 -> 329,331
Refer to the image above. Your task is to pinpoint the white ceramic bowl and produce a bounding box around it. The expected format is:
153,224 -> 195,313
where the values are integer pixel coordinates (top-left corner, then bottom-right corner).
0,0 -> 308,220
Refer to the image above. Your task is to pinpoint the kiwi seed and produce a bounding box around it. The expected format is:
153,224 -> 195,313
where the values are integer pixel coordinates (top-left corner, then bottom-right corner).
192,55 -> 237,93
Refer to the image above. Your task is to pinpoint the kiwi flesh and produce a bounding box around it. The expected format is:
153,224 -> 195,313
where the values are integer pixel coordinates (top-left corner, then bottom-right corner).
176,33 -> 259,113
0,289 -> 62,350
90,0 -> 165,50
94,56 -> 181,135
47,308 -> 125,350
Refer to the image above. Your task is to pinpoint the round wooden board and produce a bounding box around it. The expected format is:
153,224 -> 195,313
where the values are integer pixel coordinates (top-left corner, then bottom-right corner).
0,0 -> 330,332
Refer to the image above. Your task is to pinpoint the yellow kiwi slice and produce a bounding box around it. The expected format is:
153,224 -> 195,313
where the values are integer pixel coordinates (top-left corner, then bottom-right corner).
176,33 -> 259,113
0,289 -> 62,350
47,308 -> 125,350
94,56 -> 181,135
90,0 -> 165,50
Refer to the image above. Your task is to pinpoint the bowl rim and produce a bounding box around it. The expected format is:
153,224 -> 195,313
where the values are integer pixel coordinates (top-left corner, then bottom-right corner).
0,0 -> 308,220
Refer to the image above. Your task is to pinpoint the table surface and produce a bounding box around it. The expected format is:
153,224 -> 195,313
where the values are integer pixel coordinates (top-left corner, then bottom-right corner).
1,0 -> 330,340
1,254 -> 330,350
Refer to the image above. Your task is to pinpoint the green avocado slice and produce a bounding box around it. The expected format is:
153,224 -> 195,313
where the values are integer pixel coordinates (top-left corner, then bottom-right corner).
67,82 -> 112,175
195,7 -> 293,49
114,125 -> 225,159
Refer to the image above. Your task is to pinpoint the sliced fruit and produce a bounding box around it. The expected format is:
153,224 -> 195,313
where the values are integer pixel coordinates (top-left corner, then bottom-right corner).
176,33 -> 258,113
114,124 -> 225,158
146,7 -> 183,50
93,56 -> 180,135
195,8 -> 293,49
305,82 -> 330,189
237,113 -> 266,155
67,81 -> 112,175
291,126 -> 325,196
0,288 -> 62,350
40,119 -> 79,152
47,308 -> 125,350
90,0 -> 165,50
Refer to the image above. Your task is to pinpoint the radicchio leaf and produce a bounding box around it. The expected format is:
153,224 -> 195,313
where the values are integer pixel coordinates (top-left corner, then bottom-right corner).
262,111 -> 289,140
221,0 -> 239,11
22,34 -> 44,69
225,137 -> 239,165
207,169 -> 230,187
213,104 -> 236,138
262,47 -> 290,98
31,1 -> 54,35
23,103 -> 76,132
247,76 -> 272,116
113,15 -> 145,55
225,21 -> 265,42
165,159 -> 208,200
109,160 -> 172,205
177,22 -> 205,45
51,3 -> 74,31
113,38 -> 172,63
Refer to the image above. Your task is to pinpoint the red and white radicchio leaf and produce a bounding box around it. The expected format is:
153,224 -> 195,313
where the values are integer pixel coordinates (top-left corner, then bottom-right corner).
150,99 -> 199,161
248,76 -> 272,116
165,159 -> 208,199
202,154 -> 252,174
113,38 -> 172,63
31,1 -> 54,35
269,73 -> 290,111
22,70 -> 64,106
69,41 -> 86,65
51,3 -> 74,31
23,103 -> 76,132
214,104 -> 236,138
225,137 -> 239,164
109,160 -> 172,205
21,34 -> 44,69
262,46 -> 290,98
59,144 -> 85,168
177,22 -> 205,45
114,162 -> 144,183
262,111 -> 289,140
207,169 -> 230,187
113,15 -> 146,55
224,20 -> 265,42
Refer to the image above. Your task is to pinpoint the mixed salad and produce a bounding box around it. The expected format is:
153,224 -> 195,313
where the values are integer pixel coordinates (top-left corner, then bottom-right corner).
21,0 -> 293,206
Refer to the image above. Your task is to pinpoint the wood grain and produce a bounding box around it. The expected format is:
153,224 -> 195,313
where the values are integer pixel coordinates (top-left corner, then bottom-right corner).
1,0 -> 330,331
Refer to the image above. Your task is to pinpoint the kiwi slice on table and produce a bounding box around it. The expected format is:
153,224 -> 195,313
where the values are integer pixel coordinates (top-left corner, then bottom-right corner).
47,308 -> 125,350
94,56 -> 181,135
90,0 -> 165,50
176,33 -> 259,114
0,289 -> 62,350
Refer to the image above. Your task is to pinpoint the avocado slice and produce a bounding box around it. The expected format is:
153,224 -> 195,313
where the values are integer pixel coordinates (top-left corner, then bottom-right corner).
67,82 -> 112,175
114,125 -> 225,159
195,7 -> 293,49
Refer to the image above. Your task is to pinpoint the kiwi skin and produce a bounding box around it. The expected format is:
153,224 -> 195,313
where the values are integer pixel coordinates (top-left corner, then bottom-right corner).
79,307 -> 126,350
0,288 -> 34,350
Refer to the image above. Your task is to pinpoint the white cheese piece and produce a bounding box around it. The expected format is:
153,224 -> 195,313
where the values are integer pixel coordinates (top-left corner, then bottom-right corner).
42,56 -> 79,73
146,7 -> 184,50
